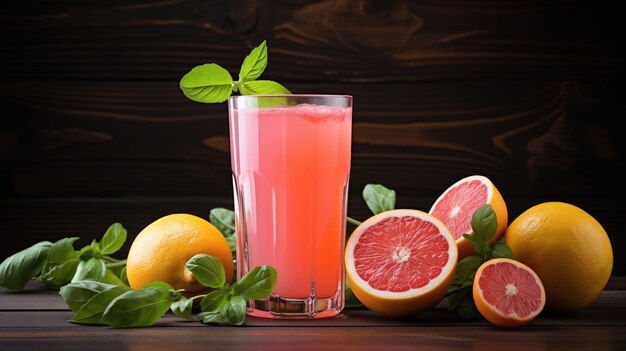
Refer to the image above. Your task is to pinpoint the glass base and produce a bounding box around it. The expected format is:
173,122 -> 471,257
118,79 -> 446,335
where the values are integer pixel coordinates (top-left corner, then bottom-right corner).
247,293 -> 344,319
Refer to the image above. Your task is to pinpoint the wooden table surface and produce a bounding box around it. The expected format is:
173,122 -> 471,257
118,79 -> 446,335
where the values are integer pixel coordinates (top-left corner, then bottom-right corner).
1,279 -> 624,350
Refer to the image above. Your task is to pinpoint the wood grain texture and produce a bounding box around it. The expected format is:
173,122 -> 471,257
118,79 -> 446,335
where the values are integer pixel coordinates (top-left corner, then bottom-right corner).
1,0 -> 622,81
1,279 -> 625,351
1,0 -> 624,276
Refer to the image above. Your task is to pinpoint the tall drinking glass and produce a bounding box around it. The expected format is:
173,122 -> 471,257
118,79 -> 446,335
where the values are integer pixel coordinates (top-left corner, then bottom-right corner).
228,95 -> 352,318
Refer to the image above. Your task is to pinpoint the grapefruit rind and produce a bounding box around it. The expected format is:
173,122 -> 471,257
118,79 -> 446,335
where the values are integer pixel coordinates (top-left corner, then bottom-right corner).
345,209 -> 458,317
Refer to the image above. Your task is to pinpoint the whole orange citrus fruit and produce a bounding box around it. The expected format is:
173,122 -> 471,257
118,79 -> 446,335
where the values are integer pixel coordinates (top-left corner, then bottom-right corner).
345,209 -> 458,317
126,213 -> 233,294
504,202 -> 613,311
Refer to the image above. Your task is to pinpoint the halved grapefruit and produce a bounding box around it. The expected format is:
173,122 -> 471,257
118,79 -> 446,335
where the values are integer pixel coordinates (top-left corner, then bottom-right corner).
429,175 -> 508,258
345,210 -> 458,317
473,258 -> 545,327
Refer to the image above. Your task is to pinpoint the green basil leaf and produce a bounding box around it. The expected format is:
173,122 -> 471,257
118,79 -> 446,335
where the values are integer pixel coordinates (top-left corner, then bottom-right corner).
102,288 -> 176,327
362,184 -> 396,215
209,208 -> 235,237
40,259 -> 80,289
471,204 -> 497,242
99,223 -> 127,255
232,265 -> 277,300
185,254 -> 226,289
78,246 -> 101,261
454,256 -> 482,283
0,241 -> 51,291
239,80 -> 291,95
103,269 -> 127,286
456,294 -> 480,320
239,40 -> 268,82
489,242 -> 515,259
200,288 -> 230,312
72,258 -> 106,283
144,281 -> 174,291
90,239 -> 100,252
180,63 -> 233,103
119,266 -> 129,286
47,237 -> 79,263
71,285 -> 130,324
170,298 -> 194,320
462,234 -> 488,256
345,280 -> 363,309
226,235 -> 237,255
445,286 -> 470,311
198,310 -> 227,324
222,296 -> 246,325
60,281 -> 123,313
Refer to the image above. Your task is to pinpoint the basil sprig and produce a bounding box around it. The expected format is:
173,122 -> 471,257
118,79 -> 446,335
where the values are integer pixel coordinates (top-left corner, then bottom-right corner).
445,204 -> 515,319
180,40 -> 291,103
59,254 -> 277,327
0,223 -> 129,291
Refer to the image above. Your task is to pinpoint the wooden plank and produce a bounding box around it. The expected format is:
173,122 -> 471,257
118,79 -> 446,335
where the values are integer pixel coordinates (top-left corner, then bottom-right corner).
2,80 -> 622,199
0,324 -> 625,351
3,279 -> 625,312
0,0 -> 621,81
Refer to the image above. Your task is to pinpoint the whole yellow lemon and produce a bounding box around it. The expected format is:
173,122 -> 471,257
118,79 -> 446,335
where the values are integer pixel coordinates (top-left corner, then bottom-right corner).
126,213 -> 233,295
504,202 -> 613,311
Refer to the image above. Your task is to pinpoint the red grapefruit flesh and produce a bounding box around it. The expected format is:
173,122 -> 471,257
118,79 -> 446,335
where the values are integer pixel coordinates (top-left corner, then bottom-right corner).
345,210 -> 458,317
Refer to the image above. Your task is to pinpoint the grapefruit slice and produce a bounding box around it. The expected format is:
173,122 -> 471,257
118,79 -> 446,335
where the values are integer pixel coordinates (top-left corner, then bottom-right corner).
473,258 -> 545,327
345,209 -> 458,317
429,175 -> 508,258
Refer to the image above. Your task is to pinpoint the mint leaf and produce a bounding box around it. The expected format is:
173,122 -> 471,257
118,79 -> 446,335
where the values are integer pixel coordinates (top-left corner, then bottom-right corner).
200,288 -> 230,312
171,298 -> 194,320
71,285 -> 130,324
0,241 -> 51,291
463,234 -> 487,256
239,40 -> 268,82
239,80 -> 291,95
489,242 -> 514,259
232,265 -> 277,300
102,288 -> 177,327
185,254 -> 226,289
471,204 -> 497,242
99,223 -> 127,255
362,184 -> 396,215
72,258 -> 106,283
60,281 -> 119,313
222,296 -> 246,325
47,237 -> 79,263
209,208 -> 235,237
180,63 -> 233,103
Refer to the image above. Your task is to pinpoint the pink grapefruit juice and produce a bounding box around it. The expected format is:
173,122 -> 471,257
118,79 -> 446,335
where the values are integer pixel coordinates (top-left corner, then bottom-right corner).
229,101 -> 352,301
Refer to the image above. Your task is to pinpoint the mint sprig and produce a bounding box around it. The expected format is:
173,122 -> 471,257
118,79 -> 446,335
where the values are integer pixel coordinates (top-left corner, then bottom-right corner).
0,223 -> 129,292
180,40 -> 290,103
59,254 -> 277,327
445,204 -> 515,319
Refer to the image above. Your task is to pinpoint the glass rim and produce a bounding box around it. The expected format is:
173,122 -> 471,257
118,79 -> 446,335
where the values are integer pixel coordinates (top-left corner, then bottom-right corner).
229,94 -> 352,100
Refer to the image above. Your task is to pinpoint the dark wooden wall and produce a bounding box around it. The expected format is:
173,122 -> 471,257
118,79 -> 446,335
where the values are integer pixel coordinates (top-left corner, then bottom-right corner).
1,1 -> 624,273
